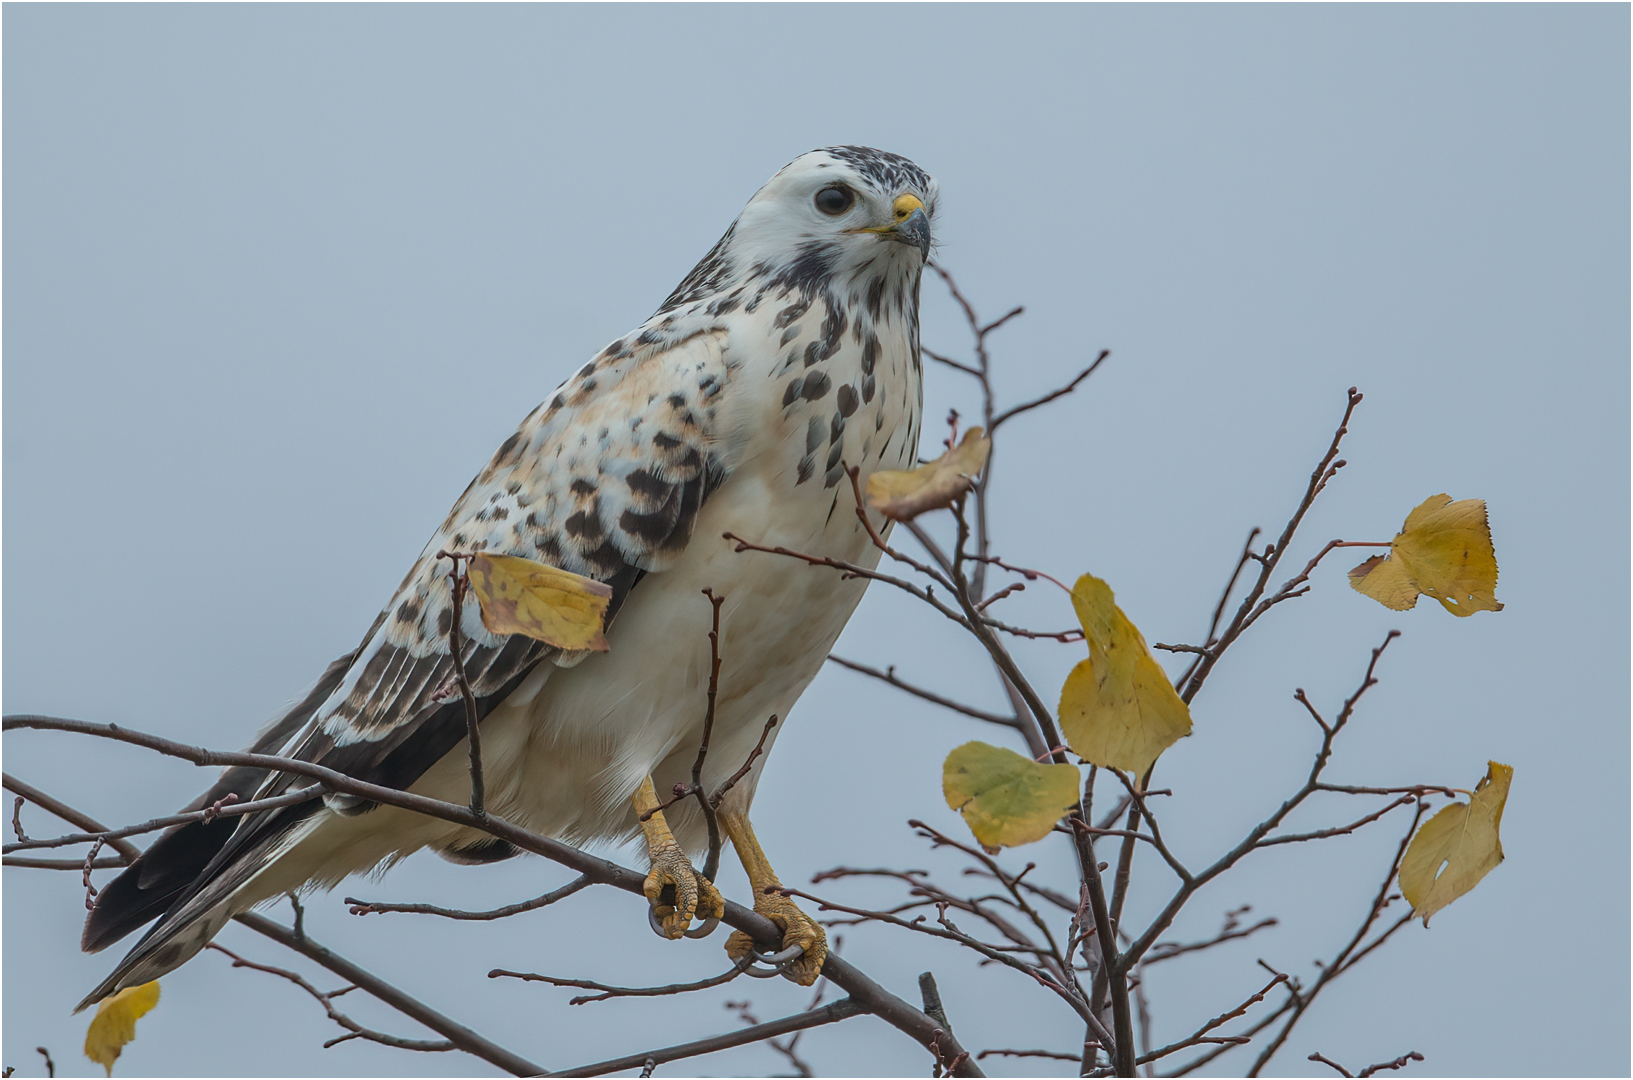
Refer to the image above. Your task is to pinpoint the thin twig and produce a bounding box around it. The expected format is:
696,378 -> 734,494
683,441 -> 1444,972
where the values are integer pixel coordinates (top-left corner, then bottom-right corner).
0,774 -> 141,861
991,350 -> 1111,430
1119,631 -> 1401,976
4,854 -> 128,870
1245,800 -> 1426,1076
210,943 -> 457,1053
490,955 -> 754,1005
710,715 -> 780,810
436,550 -> 485,819
978,1048 -> 1081,1062
694,588 -> 726,879
3,785 -> 325,853
346,876 -> 590,920
1178,389 -> 1363,704
1309,1052 -> 1355,1077
550,999 -> 867,1078
1144,917 -> 1278,965
1359,1051 -> 1426,1077
827,656 -> 1018,728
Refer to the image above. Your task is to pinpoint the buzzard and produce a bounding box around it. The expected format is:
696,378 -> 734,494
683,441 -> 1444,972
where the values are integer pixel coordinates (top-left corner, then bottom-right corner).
79,146 -> 936,1004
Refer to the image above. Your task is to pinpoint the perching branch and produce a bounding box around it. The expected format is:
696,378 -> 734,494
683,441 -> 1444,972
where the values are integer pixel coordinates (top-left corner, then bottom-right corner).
2,715 -> 985,1076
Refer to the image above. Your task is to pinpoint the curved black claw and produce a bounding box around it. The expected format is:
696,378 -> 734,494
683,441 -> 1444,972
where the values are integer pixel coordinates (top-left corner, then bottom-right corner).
742,943 -> 806,978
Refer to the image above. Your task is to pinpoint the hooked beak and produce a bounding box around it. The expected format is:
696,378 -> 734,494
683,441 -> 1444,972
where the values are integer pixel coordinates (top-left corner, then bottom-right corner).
859,193 -> 931,259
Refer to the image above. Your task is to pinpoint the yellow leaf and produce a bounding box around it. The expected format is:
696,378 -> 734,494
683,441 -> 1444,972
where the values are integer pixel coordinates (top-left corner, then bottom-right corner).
1059,574 -> 1192,775
1349,494 -> 1503,616
1347,554 -> 1419,611
466,553 -> 613,652
942,740 -> 1081,852
84,980 -> 160,1076
1399,761 -> 1512,925
867,428 -> 991,521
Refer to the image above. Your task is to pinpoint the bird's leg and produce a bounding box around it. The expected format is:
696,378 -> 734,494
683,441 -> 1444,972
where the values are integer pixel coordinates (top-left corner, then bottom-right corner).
632,776 -> 724,938
719,809 -> 827,985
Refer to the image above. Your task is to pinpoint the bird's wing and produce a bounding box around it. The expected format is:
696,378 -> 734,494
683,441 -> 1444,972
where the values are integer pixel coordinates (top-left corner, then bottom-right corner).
80,327 -> 738,996
276,325 -> 735,792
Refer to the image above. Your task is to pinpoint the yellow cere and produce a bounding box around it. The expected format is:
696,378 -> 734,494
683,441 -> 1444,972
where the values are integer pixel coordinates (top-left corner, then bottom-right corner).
892,193 -> 925,220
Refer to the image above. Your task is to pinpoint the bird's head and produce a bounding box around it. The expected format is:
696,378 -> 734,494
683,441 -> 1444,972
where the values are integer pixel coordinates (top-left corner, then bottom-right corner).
658,146 -> 937,315
735,146 -> 937,275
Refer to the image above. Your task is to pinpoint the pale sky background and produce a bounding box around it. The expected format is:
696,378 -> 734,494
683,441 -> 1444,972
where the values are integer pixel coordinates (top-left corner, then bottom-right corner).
4,5 -> 1627,1078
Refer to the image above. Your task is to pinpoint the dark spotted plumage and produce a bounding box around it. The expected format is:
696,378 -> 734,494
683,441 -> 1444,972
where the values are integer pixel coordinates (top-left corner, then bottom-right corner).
81,145 -> 938,1010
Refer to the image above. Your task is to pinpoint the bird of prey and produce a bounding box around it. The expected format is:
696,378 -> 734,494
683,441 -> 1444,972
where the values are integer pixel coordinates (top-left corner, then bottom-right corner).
79,145 -> 936,1005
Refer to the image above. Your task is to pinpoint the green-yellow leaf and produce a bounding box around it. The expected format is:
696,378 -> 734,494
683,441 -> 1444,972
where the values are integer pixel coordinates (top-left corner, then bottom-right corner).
867,427 -> 991,521
942,740 -> 1080,852
467,553 -> 613,652
1399,761 -> 1512,925
1349,494 -> 1503,616
1058,574 -> 1192,775
84,980 -> 160,1077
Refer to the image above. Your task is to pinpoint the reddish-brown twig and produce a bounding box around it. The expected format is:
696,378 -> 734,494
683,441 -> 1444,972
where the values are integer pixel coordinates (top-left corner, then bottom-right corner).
346,876 -> 590,920
490,955 -> 754,1005
436,550 -> 484,818
210,943 -> 455,1052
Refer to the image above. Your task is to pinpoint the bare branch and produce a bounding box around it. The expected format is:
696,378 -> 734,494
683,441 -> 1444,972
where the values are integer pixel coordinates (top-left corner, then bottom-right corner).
923,346 -> 983,380
1,773 -> 141,861
550,998 -> 866,1078
3,720 -> 984,1075
1136,972 -> 1286,1066
236,912 -> 544,1074
991,350 -> 1111,429
826,656 -> 1019,728
1310,1052 -> 1355,1077
1245,801 -> 1426,1076
4,854 -> 128,870
710,714 -> 780,810
1144,915 -> 1279,966
1178,388 -> 1364,704
1120,631 -> 1402,975
1256,795 -> 1418,848
4,785 -> 325,854
1360,1051 -> 1427,1077
346,876 -> 590,920
978,1048 -> 1081,1062
490,955 -> 754,1005
210,943 -> 457,1054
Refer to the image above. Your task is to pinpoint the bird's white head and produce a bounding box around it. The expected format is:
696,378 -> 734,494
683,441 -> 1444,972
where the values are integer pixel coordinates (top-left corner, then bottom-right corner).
659,146 -> 938,314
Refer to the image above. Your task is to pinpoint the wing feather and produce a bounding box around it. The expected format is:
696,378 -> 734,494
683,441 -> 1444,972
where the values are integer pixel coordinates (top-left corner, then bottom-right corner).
82,327 -> 740,998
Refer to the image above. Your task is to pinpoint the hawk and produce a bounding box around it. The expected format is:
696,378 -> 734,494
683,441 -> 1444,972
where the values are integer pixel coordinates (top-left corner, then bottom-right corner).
78,146 -> 937,1005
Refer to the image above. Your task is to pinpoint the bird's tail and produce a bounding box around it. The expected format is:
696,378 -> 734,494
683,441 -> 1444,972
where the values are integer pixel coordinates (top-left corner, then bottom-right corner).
76,652 -> 354,1011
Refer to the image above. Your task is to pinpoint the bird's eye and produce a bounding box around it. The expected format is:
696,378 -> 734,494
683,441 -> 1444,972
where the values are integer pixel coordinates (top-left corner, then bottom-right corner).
814,186 -> 855,216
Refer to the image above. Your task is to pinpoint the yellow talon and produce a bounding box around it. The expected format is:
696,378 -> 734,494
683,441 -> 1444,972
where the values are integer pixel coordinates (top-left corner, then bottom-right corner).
633,777 -> 724,938
720,810 -> 828,986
